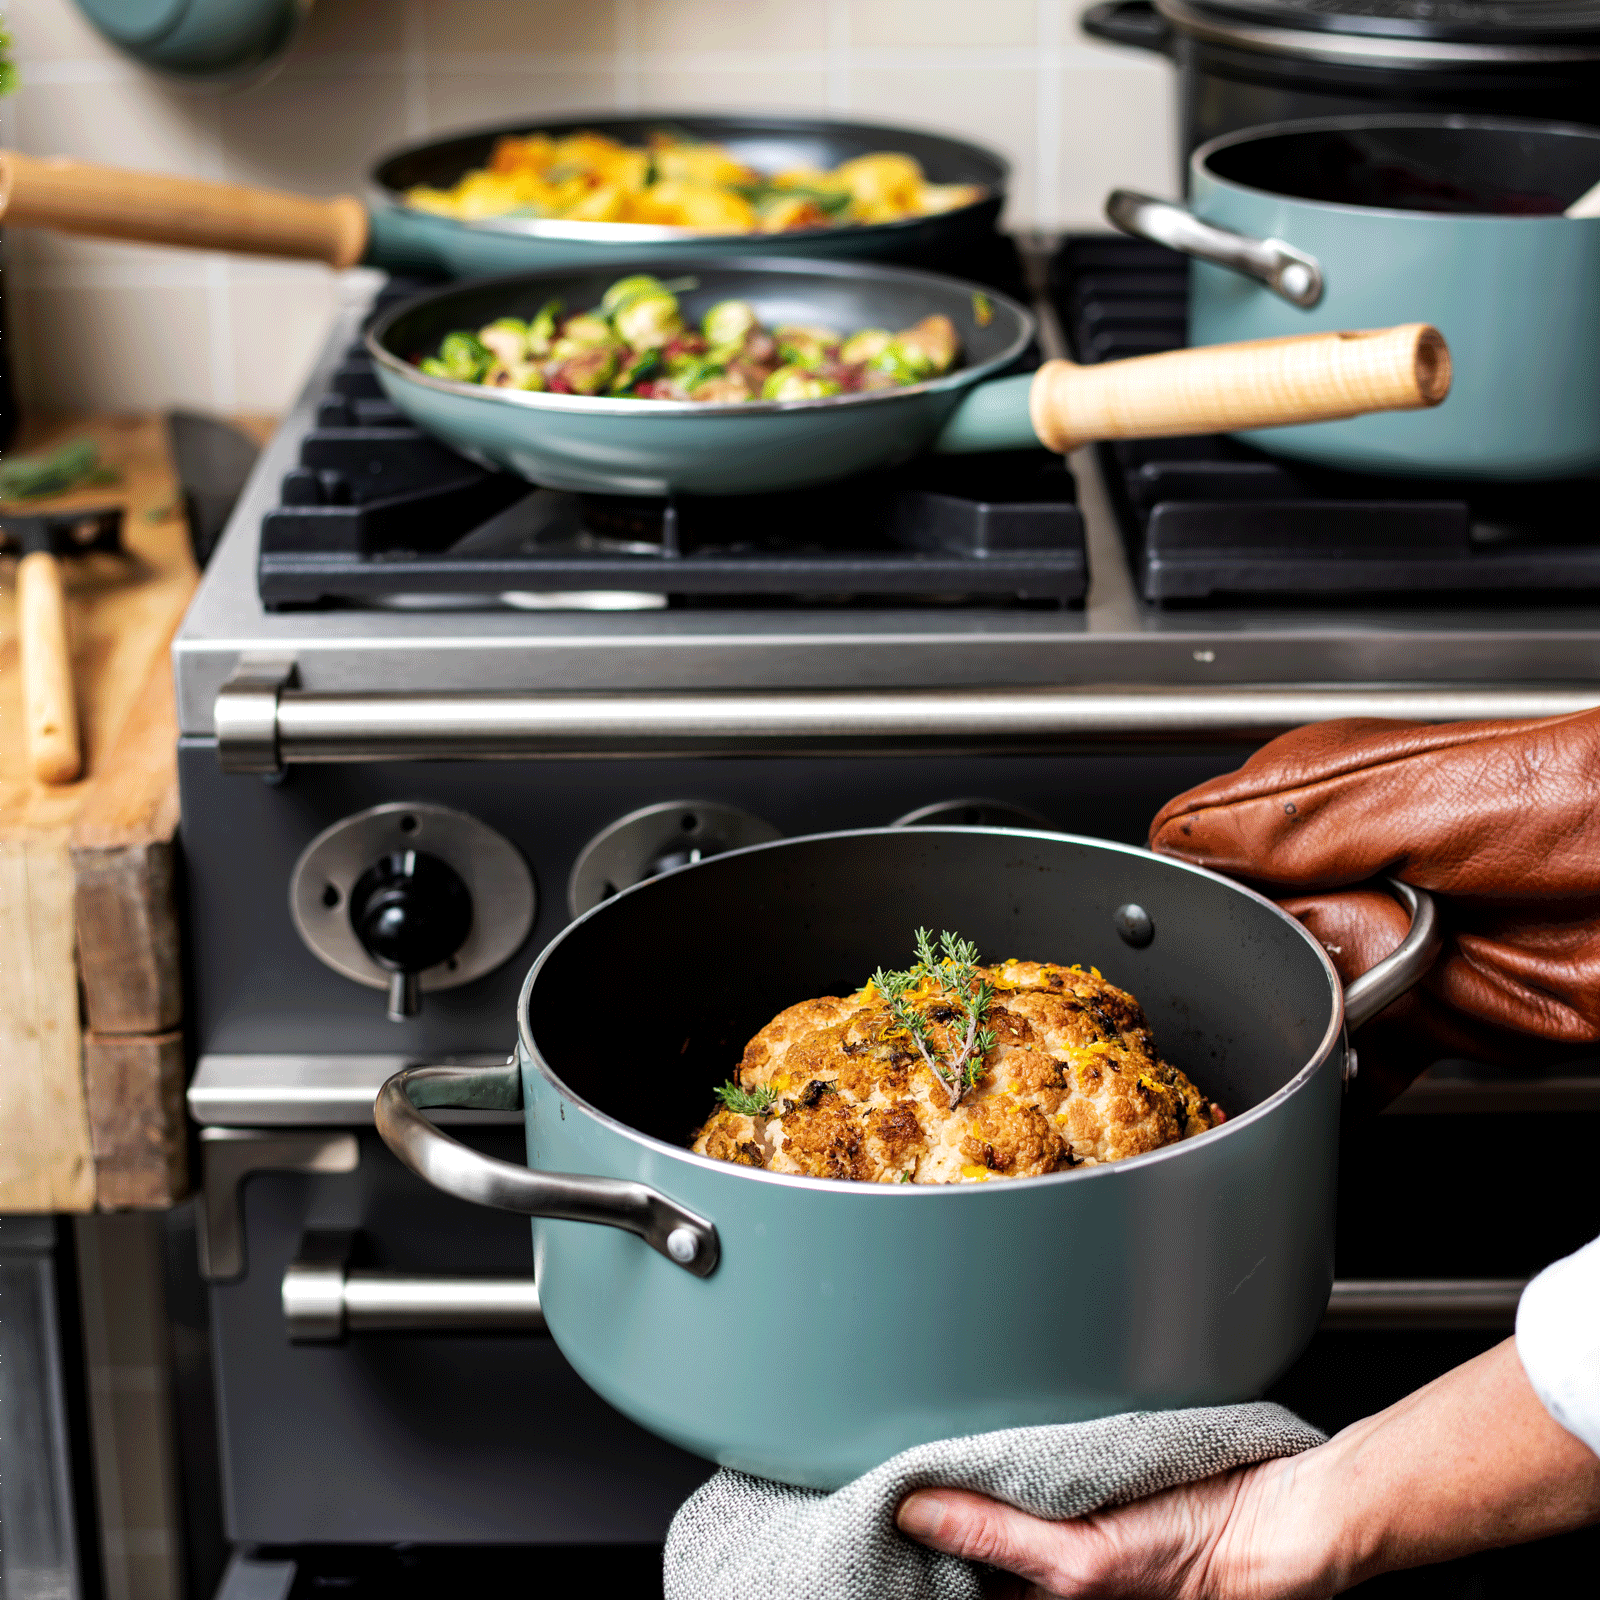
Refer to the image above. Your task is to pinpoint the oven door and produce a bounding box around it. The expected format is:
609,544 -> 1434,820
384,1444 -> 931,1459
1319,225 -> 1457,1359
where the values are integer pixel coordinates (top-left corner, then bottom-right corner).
198,1119 -> 711,1545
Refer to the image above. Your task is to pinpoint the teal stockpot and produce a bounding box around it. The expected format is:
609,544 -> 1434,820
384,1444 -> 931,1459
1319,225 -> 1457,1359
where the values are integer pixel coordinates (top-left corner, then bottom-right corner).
376,828 -> 1437,1489
1108,115 -> 1600,478
367,257 -> 1447,497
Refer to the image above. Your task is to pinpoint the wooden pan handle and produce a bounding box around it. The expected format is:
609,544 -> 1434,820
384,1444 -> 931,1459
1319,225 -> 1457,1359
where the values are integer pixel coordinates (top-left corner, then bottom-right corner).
18,551 -> 82,785
1028,324 -> 1451,453
0,149 -> 370,268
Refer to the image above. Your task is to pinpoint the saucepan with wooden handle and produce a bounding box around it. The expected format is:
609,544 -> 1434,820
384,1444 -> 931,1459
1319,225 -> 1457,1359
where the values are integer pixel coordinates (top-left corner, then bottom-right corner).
360,258 -> 1448,497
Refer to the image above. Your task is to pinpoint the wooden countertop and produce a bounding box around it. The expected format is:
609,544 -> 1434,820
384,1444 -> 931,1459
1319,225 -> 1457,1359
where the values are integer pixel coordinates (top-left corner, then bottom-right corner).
1,411 -> 271,1210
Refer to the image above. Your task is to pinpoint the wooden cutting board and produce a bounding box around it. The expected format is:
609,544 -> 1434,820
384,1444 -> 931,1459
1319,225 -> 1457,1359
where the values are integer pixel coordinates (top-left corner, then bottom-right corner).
0,412 -> 269,1210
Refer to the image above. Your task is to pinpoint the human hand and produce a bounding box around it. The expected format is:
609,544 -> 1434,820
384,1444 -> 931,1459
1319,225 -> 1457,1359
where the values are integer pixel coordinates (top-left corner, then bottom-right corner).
896,1449 -> 1342,1600
1147,711 -> 1600,1105
896,1341 -> 1600,1597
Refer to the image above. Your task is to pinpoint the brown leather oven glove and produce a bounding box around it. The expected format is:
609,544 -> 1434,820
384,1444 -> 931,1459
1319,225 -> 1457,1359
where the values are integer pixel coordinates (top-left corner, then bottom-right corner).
1148,710 -> 1600,1109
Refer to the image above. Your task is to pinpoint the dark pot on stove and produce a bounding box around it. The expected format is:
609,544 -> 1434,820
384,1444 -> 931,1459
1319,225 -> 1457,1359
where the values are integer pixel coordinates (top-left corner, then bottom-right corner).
1081,0 -> 1600,164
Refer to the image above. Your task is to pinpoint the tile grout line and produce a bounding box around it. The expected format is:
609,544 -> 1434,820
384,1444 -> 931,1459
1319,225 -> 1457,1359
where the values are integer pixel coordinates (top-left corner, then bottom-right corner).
614,0 -> 641,111
403,0 -> 429,137
827,0 -> 851,112
1037,0 -> 1064,232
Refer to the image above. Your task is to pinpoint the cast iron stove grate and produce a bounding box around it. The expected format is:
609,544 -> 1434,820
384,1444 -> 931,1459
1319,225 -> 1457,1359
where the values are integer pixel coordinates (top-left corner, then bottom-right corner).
1049,233 -> 1600,607
257,241 -> 1086,610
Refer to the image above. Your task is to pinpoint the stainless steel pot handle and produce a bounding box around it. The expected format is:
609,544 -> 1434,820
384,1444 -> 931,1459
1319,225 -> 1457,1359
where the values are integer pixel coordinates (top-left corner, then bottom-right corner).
1341,878 -> 1441,1031
1105,190 -> 1325,310
373,1059 -> 720,1278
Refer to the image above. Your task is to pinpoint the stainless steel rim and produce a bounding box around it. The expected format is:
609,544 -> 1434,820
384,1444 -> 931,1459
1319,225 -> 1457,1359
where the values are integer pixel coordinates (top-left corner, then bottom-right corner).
1158,0 -> 1600,66
515,826 -> 1352,1197
364,259 -> 1035,420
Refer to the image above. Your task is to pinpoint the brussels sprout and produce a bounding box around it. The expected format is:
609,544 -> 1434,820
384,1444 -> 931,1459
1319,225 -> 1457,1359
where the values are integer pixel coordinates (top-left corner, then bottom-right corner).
670,357 -> 724,393
701,299 -> 758,346
600,274 -> 670,317
894,314 -> 960,376
515,365 -> 548,392
554,345 -> 620,395
430,332 -> 493,382
610,348 -> 663,395
614,292 -> 685,351
839,327 -> 892,365
760,366 -> 842,401
866,343 -> 929,386
774,325 -> 838,368
557,313 -> 615,349
478,318 -> 529,367
690,373 -> 754,403
526,298 -> 562,356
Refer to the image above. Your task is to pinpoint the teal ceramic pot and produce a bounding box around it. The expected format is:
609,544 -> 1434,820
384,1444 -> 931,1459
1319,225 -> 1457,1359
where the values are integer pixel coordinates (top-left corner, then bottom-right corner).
1110,115 -> 1600,478
377,829 -> 1438,1489
367,259 -> 1037,496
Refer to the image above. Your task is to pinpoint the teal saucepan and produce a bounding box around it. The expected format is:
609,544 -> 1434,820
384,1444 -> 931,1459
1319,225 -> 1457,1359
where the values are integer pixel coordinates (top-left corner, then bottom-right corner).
1108,114 -> 1600,479
0,114 -> 1006,279
357,258 -> 1446,496
375,828 -> 1439,1489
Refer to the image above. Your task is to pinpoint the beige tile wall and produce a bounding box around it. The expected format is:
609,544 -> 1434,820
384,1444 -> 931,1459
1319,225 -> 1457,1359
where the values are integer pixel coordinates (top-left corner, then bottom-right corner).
1,0 -> 1177,414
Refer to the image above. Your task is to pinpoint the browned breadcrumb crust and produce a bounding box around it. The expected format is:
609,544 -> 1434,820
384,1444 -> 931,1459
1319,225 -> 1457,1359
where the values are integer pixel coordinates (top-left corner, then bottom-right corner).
691,960 -> 1222,1184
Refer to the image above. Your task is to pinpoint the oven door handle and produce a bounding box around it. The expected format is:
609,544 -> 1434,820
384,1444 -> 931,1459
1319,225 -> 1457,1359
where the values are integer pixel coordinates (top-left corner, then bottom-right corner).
374,1060 -> 720,1278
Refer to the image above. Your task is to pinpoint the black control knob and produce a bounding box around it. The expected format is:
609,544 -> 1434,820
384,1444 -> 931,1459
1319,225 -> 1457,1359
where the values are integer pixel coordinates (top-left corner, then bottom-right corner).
640,834 -> 727,881
348,850 -> 473,1022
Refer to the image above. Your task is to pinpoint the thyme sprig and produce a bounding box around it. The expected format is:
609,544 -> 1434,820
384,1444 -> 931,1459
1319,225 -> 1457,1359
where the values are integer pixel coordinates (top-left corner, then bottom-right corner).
713,1079 -> 777,1116
870,928 -> 997,1109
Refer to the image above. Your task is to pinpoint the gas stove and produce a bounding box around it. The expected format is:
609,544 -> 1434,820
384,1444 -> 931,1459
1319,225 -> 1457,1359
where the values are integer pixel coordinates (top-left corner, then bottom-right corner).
173,237 -> 1600,1597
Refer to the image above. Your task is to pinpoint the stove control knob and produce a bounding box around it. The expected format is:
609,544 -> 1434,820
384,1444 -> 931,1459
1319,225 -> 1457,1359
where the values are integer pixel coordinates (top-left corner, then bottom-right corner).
348,849 -> 473,1022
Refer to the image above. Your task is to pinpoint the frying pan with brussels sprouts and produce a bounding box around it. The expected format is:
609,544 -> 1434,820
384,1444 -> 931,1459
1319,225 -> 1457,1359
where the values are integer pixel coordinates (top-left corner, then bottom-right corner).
417,272 -> 961,403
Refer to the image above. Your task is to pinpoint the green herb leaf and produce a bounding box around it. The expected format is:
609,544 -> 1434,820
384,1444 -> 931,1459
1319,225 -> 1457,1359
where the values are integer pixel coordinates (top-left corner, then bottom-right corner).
0,439 -> 119,501
868,927 -> 998,1110
713,1079 -> 777,1116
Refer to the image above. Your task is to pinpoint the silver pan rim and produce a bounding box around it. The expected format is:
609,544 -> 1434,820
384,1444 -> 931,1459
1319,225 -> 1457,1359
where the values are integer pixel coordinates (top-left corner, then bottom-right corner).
366,106 -> 1010,246
365,262 -> 1036,419
515,825 -> 1347,1200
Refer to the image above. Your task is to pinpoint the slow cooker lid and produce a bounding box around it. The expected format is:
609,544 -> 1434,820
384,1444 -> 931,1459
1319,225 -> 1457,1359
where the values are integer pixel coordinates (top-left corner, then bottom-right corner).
1159,0 -> 1600,59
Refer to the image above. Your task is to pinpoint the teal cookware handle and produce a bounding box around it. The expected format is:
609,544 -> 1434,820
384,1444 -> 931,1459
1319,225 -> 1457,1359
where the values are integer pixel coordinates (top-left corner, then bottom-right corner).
936,323 -> 1450,456
374,1060 -> 721,1278
1107,189 -> 1325,309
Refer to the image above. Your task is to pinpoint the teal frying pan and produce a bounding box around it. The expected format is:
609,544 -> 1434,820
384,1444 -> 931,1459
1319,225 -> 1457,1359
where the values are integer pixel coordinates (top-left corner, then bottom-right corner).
363,258 -> 1450,497
0,114 -> 1007,280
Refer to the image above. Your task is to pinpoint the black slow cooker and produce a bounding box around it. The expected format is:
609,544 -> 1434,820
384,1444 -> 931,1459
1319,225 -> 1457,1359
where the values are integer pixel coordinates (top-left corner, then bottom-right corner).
1082,0 -> 1600,160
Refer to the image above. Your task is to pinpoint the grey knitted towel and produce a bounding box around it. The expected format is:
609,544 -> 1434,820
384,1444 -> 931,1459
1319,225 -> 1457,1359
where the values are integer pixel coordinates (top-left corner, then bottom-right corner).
664,1403 -> 1324,1600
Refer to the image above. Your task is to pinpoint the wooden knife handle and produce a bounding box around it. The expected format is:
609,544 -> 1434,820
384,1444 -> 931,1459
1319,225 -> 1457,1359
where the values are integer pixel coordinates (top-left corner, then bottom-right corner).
1027,323 -> 1450,453
0,149 -> 370,268
19,550 -> 83,785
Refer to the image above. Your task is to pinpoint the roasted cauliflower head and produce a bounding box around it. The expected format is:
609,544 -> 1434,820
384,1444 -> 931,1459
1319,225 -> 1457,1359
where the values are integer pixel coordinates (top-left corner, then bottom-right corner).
691,955 -> 1222,1185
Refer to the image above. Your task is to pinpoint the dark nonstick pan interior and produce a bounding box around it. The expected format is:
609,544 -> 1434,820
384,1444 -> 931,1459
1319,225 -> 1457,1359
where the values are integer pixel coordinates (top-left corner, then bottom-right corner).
373,257 -> 1033,385
1204,116 -> 1600,215
373,112 -> 1008,205
524,829 -> 1341,1157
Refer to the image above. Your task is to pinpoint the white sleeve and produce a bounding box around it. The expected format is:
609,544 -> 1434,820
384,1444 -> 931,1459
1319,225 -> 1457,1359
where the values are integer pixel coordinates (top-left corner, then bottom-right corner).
1516,1233 -> 1600,1458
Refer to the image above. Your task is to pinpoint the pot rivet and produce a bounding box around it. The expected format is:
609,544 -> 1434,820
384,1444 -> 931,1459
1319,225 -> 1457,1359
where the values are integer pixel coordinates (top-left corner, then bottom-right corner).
666,1227 -> 699,1264
1113,903 -> 1154,949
